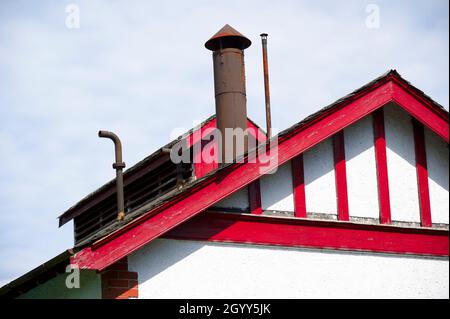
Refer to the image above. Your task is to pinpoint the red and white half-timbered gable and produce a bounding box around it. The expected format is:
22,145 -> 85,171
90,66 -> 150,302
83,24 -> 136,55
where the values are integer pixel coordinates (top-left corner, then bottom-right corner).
1,25 -> 448,300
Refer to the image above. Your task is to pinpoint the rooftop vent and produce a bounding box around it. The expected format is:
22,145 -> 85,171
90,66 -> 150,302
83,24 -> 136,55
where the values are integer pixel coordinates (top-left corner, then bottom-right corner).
73,158 -> 192,244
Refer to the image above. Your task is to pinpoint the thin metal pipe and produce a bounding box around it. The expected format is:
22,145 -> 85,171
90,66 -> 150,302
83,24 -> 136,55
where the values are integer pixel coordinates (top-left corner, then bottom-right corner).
98,130 -> 126,221
260,33 -> 272,138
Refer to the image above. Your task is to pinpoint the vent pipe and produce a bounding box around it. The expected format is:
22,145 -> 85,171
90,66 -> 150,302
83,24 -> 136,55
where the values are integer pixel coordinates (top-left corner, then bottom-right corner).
205,24 -> 251,163
98,130 -> 126,221
260,33 -> 272,138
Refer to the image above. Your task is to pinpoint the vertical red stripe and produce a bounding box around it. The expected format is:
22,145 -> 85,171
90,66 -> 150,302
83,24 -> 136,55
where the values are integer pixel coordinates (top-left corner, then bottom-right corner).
248,180 -> 262,215
373,109 -> 391,224
333,131 -> 349,221
292,154 -> 307,218
413,119 -> 432,227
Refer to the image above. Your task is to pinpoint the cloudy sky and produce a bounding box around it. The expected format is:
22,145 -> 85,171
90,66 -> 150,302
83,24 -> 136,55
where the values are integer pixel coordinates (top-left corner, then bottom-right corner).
0,0 -> 448,285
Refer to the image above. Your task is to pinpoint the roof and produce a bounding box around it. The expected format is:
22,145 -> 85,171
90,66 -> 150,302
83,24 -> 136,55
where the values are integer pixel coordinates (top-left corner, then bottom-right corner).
68,70 -> 448,271
58,115 -> 265,227
3,70 -> 449,290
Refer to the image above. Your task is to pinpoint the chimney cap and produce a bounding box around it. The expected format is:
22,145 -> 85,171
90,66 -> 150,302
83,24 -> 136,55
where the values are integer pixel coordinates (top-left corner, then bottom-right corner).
205,24 -> 251,51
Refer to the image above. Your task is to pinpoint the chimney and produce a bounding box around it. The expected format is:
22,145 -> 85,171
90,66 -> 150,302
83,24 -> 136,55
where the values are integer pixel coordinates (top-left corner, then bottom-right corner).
205,24 -> 252,163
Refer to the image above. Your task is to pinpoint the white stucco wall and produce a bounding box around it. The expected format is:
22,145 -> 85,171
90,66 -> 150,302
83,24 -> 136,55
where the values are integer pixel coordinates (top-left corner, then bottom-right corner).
425,127 -> 449,224
211,105 -> 448,226
129,238 -> 449,299
214,187 -> 249,211
304,138 -> 337,216
384,104 -> 421,223
344,115 -> 379,219
260,161 -> 294,212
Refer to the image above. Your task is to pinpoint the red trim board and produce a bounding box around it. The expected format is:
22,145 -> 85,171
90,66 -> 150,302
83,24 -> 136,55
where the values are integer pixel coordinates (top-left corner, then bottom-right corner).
373,109 -> 392,224
412,120 -> 432,227
391,81 -> 448,143
163,211 -> 449,257
333,131 -> 349,221
248,180 -> 262,215
291,155 -> 307,218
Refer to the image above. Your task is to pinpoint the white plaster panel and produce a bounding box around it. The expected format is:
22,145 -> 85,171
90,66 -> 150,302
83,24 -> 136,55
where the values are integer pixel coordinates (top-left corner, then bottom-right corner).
129,239 -> 449,299
384,105 -> 421,222
260,161 -> 294,212
344,115 -> 379,219
304,138 -> 337,215
424,127 -> 449,224
214,187 -> 249,211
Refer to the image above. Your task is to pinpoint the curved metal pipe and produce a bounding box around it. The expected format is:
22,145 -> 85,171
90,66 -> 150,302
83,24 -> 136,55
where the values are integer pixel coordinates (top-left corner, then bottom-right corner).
98,130 -> 126,221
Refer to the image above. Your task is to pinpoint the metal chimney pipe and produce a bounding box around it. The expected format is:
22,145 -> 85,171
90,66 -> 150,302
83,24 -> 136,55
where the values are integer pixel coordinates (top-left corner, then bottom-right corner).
260,33 -> 272,138
205,24 -> 252,163
98,130 -> 126,221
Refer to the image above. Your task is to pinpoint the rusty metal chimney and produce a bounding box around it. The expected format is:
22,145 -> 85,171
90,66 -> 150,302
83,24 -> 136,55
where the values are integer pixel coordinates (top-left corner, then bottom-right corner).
205,24 -> 251,163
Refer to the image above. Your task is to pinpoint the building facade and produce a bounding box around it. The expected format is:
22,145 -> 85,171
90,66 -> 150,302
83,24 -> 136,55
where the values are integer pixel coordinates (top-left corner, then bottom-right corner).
1,25 -> 448,299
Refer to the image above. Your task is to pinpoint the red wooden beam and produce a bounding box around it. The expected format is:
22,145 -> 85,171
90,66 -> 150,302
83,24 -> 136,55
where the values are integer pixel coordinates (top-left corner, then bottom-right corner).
412,120 -> 432,227
391,81 -> 449,143
373,109 -> 392,224
333,131 -> 349,221
291,154 -> 307,218
163,211 -> 449,257
248,180 -> 262,215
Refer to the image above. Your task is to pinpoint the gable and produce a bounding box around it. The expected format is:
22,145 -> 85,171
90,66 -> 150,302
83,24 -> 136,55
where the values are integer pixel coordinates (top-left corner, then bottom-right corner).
71,71 -> 449,271
208,103 -> 448,226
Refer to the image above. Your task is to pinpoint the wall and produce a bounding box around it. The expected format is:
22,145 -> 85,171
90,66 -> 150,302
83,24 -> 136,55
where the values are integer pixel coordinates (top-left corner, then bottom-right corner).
425,127 -> 449,225
260,161 -> 294,212
344,115 -> 379,219
303,138 -> 337,216
129,238 -> 449,299
209,103 -> 446,226
384,104 -> 421,223
214,187 -> 249,211
18,270 -> 101,299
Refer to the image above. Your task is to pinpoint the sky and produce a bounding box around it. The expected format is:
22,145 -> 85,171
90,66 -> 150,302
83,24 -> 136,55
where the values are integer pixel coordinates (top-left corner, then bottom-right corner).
0,0 -> 448,286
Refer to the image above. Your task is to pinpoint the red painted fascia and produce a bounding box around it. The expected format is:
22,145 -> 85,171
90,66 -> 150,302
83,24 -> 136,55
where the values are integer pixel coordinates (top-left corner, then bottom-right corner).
163,211 -> 449,257
71,77 -> 449,271
391,80 -> 449,142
